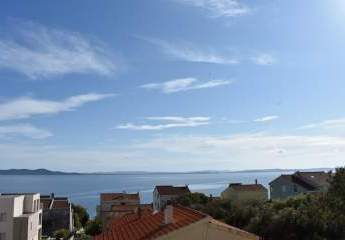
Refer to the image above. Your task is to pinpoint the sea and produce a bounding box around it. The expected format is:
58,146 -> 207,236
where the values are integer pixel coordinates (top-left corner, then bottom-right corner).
0,171 -> 291,217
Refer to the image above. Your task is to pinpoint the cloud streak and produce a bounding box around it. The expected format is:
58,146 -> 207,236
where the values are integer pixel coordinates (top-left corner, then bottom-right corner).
0,21 -> 117,79
143,38 -> 239,64
174,0 -> 251,18
299,118 -> 345,130
0,124 -> 53,139
141,78 -> 232,93
254,115 -> 279,123
0,93 -> 114,121
116,116 -> 210,130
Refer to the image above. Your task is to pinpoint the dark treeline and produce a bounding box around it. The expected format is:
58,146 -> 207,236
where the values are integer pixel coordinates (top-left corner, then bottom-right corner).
177,168 -> 345,240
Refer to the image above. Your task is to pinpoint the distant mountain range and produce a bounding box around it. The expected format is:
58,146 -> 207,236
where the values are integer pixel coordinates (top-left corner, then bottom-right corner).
0,169 -> 81,175
0,168 -> 334,175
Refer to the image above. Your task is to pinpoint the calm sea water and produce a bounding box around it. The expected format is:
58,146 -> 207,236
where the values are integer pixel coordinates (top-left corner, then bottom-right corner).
0,172 -> 290,217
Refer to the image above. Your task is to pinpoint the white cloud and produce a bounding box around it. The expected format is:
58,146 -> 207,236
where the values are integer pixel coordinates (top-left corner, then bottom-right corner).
0,93 -> 114,121
0,21 -> 117,79
141,78 -> 232,93
174,0 -> 251,18
143,38 -> 239,64
1,132 -> 345,171
132,133 -> 345,169
0,124 -> 52,139
251,54 -> 276,66
254,115 -> 279,123
299,118 -> 345,130
116,116 -> 210,130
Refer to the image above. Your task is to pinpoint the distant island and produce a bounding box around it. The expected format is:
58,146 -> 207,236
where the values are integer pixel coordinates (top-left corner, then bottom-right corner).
0,169 -> 81,175
0,168 -> 334,175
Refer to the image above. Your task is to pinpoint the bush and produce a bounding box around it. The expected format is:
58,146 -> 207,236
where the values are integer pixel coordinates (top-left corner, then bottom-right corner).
54,229 -> 70,239
85,217 -> 102,236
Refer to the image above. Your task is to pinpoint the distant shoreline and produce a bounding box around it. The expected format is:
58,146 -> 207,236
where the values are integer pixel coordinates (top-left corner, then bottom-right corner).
0,168 -> 334,176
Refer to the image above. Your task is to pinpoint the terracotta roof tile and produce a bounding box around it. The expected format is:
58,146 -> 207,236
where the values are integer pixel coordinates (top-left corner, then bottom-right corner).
52,199 -> 70,209
94,206 -> 207,240
101,193 -> 140,202
155,186 -> 190,196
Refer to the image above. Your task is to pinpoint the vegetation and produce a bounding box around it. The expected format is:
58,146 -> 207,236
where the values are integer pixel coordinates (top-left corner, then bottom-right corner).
177,167 -> 345,240
73,204 -> 90,229
85,216 -> 103,236
53,228 -> 70,239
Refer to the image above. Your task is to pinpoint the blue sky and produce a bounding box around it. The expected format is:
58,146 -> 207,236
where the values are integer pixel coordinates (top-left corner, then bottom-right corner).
1,0 -> 345,172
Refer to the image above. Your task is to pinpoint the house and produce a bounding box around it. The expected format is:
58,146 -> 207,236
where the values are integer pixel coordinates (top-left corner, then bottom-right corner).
94,204 -> 259,240
99,192 -> 140,228
0,193 -> 42,240
221,180 -> 268,203
40,193 -> 74,237
269,171 -> 331,200
153,185 -> 190,211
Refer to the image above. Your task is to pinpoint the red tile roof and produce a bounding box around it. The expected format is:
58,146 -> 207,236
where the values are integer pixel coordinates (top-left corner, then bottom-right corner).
230,184 -> 267,192
155,186 -> 190,196
52,199 -> 70,209
101,193 -> 140,202
94,206 -> 207,240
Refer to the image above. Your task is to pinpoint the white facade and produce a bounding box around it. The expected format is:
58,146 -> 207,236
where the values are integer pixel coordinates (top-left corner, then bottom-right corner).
0,193 -> 42,240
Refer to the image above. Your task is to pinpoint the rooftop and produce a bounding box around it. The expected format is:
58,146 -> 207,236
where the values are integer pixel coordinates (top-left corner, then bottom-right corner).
270,171 -> 331,190
155,185 -> 191,196
229,184 -> 268,192
94,206 -> 207,240
101,193 -> 140,202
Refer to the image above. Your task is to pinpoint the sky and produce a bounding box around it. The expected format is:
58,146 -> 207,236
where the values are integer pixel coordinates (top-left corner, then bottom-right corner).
1,0 -> 345,172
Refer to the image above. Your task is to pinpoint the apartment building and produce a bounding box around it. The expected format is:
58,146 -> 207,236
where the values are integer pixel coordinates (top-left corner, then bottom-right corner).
0,193 -> 42,240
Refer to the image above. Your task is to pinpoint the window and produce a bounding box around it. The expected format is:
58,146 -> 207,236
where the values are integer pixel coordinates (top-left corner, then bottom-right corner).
0,213 -> 6,222
282,185 -> 287,193
0,232 -> 6,240
293,184 -> 298,193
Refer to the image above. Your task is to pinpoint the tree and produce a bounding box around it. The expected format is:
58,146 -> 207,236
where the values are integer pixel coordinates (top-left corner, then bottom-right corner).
73,204 -> 90,228
85,217 -> 102,236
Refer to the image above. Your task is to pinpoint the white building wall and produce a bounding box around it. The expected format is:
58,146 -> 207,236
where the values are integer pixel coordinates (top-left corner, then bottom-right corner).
0,194 -> 41,240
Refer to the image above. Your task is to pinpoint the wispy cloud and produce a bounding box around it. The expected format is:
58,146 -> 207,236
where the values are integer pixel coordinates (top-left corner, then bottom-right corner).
116,116 -> 210,130
254,115 -> 279,123
1,132 -> 344,171
0,124 -> 52,139
0,20 -> 117,79
0,93 -> 114,121
142,38 -> 239,64
299,118 -> 345,130
251,54 -> 276,66
141,78 -> 232,93
173,0 -> 251,18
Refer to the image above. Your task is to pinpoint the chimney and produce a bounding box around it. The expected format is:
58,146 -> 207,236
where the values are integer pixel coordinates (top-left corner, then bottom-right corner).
255,179 -> 258,185
164,202 -> 174,225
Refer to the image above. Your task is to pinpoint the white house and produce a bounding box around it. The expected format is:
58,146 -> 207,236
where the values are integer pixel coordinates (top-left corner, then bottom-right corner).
0,193 -> 42,240
153,186 -> 190,211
